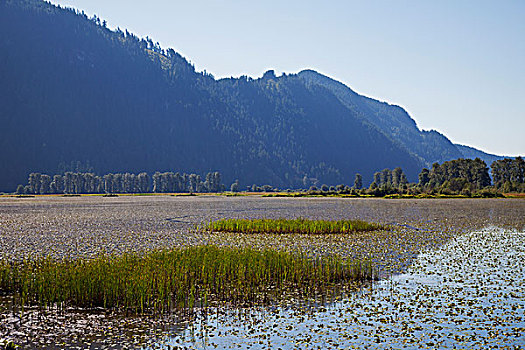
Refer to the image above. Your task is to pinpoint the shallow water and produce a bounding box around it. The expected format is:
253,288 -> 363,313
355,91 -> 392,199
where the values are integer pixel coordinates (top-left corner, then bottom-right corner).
150,227 -> 525,349
1,197 -> 524,348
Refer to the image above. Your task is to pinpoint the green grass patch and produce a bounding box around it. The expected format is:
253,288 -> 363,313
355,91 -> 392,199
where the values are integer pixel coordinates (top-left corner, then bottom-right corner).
0,340 -> 19,350
206,218 -> 385,234
170,193 -> 197,197
262,192 -> 360,198
0,246 -> 373,314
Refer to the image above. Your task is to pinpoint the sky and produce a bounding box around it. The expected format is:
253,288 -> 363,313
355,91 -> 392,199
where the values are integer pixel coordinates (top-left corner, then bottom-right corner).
49,0 -> 525,156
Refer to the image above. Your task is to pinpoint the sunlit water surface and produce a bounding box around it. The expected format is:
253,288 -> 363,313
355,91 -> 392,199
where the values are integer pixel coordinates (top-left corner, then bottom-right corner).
2,197 -> 524,348
149,228 -> 525,349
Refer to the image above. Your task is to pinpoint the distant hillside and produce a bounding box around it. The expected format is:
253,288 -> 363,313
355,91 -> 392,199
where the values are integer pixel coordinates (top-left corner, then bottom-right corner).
0,0 -> 502,192
454,144 -> 502,168
298,70 -> 502,168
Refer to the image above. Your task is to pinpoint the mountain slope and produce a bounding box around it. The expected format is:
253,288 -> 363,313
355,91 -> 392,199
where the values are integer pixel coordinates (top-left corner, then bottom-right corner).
0,0 -> 500,192
298,70 -> 483,167
454,144 -> 502,167
211,71 -> 425,186
298,70 -> 506,169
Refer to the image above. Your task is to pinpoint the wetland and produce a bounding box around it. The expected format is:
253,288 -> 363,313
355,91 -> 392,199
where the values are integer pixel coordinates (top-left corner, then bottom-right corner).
0,196 -> 524,349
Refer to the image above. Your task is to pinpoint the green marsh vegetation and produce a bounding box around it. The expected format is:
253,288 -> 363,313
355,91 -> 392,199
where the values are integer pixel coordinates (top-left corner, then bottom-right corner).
2,196 -> 525,347
0,340 -> 18,350
0,245 -> 374,315
206,218 -> 386,235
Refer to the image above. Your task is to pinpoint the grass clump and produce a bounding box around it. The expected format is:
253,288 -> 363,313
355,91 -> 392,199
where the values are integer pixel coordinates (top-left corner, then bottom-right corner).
206,218 -> 385,235
0,246 -> 373,314
0,340 -> 19,350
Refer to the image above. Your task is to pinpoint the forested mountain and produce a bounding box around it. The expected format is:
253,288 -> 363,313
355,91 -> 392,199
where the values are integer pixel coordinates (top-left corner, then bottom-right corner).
454,144 -> 503,168
0,0 -> 502,192
298,70 -> 502,167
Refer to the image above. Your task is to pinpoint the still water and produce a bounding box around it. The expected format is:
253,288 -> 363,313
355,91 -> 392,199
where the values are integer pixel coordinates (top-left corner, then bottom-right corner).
150,228 -> 525,349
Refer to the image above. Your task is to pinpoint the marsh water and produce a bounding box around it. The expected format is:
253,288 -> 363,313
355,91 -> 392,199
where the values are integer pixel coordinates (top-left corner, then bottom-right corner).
0,196 -> 524,348
156,228 -> 525,349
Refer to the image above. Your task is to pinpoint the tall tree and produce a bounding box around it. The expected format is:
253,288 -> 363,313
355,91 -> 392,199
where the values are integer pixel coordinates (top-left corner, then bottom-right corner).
152,172 -> 161,193
230,179 -> 240,192
418,168 -> 430,187
40,174 -> 51,194
28,172 -> 41,194
64,172 -> 74,194
392,167 -> 403,188
103,174 -> 114,193
353,173 -> 362,190
54,174 -> 64,194
137,172 -> 150,193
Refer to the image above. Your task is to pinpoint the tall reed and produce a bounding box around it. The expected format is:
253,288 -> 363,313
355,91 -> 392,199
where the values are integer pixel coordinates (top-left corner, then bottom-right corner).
0,246 -> 374,314
206,218 -> 385,235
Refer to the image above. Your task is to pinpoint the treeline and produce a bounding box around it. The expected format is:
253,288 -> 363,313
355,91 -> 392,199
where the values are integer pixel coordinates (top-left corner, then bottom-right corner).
418,158 -> 490,195
152,172 -> 224,193
362,158 -> 508,197
16,171 -> 224,195
491,157 -> 525,193
366,167 -> 408,196
14,157 -> 525,196
388,157 -> 523,196
296,157 -> 524,197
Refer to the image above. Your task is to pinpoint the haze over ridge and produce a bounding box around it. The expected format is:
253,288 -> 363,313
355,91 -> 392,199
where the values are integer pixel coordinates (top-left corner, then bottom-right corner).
47,0 -> 525,156
0,0 -> 515,192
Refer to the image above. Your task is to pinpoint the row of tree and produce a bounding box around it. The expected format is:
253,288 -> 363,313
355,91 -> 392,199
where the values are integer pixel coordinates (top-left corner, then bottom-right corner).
314,157 -> 524,196
152,172 -> 224,193
418,158 -> 491,193
18,171 -> 225,195
491,157 -> 525,192
371,168 -> 408,189
411,157 -> 523,195
14,157 -> 525,196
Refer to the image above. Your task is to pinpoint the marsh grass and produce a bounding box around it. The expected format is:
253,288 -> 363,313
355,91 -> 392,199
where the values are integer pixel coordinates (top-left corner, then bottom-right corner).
0,340 -> 18,350
0,246 -> 373,315
206,218 -> 385,235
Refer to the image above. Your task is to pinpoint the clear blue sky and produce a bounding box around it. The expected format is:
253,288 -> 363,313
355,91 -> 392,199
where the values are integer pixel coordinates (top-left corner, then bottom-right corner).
50,0 -> 525,156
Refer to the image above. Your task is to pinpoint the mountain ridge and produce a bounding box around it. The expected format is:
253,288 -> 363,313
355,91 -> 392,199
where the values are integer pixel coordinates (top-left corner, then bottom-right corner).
296,70 -> 502,167
0,0 -> 503,192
